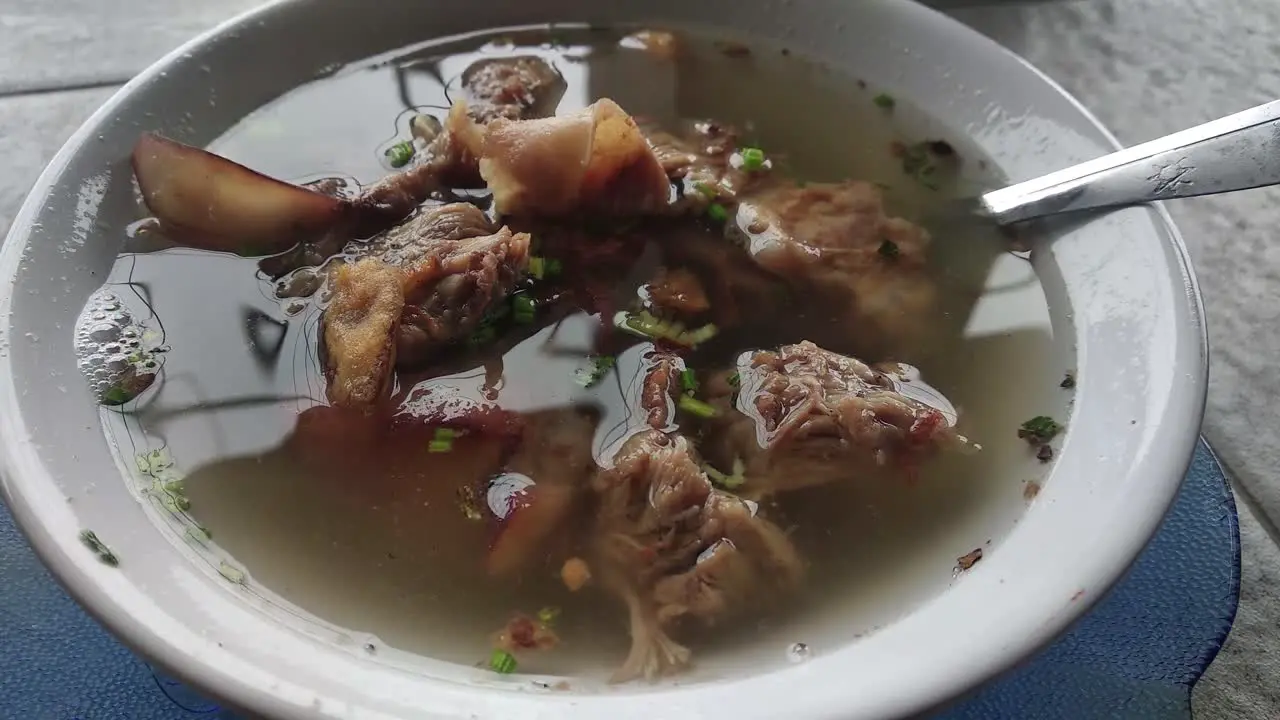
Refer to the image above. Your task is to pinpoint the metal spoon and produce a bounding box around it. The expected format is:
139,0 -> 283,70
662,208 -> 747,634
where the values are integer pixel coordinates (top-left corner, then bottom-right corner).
979,98 -> 1280,224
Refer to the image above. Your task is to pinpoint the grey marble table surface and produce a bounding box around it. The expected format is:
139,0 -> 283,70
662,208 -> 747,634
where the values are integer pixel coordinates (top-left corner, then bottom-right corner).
1,0 -> 1278,718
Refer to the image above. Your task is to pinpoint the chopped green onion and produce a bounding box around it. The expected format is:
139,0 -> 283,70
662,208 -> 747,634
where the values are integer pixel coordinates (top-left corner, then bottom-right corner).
728,372 -> 741,389
429,427 -> 457,453
537,606 -> 561,627
707,203 -> 729,223
79,529 -> 119,567
102,386 -> 131,406
678,323 -> 719,347
678,395 -> 719,418
512,294 -> 537,323
385,141 -> 415,168
878,239 -> 900,260
704,457 -> 746,489
545,258 -> 563,277
528,256 -> 546,279
186,526 -> 213,543
218,561 -> 247,585
619,311 -> 719,348
1018,416 -> 1063,444
679,368 -> 698,395
693,181 -> 717,198
575,355 -> 616,387
622,310 -> 665,337
873,93 -> 896,110
740,147 -> 766,171
489,649 -> 518,674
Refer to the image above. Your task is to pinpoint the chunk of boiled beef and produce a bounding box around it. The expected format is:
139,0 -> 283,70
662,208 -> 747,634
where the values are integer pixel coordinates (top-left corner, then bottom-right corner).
702,341 -> 966,498
638,349 -> 682,430
734,181 -> 937,357
320,259 -> 405,409
588,429 -> 803,682
461,56 -> 567,122
641,119 -> 769,213
467,98 -> 673,217
357,57 -> 567,226
320,204 -> 530,407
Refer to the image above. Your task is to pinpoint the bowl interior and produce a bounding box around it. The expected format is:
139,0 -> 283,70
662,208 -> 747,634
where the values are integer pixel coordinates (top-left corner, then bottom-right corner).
0,1 -> 1205,719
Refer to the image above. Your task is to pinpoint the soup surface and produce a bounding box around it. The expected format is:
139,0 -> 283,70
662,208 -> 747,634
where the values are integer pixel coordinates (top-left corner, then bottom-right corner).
75,26 -> 1068,685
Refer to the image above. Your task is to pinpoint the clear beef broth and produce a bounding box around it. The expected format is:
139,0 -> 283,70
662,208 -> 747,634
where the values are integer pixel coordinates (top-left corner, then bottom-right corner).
83,27 -> 1062,682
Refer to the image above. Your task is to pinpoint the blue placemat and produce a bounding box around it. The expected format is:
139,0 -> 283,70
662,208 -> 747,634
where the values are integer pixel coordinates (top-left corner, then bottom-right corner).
0,439 -> 1238,720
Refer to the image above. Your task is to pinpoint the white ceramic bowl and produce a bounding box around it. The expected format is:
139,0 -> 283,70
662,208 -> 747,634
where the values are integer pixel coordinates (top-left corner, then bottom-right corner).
0,0 -> 1207,718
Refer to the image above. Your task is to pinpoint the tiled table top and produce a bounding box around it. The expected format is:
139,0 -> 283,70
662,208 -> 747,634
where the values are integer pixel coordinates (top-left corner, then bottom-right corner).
1,0 -> 1277,717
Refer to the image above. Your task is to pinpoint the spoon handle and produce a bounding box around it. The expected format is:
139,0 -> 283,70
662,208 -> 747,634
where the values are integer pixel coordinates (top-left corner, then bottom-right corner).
979,98 -> 1280,224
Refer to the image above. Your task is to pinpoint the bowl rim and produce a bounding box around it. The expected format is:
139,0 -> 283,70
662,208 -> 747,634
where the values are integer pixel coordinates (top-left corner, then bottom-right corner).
0,0 -> 1208,718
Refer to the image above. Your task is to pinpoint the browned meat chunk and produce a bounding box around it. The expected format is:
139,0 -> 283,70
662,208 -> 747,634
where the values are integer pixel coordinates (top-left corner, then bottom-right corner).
491,612 -> 560,654
638,350 -> 682,430
486,408 -> 600,578
588,430 -> 803,682
472,98 -> 673,216
462,56 -> 567,123
704,341 -> 964,498
355,58 -> 566,229
343,203 -> 531,368
321,259 -> 404,409
642,120 -> 771,213
736,181 -> 936,356
645,267 -> 710,315
651,492 -> 803,626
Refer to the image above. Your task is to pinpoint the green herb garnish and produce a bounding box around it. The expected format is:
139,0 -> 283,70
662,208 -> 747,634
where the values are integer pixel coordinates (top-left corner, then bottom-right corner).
740,147 -> 766,171
489,649 -> 518,674
79,530 -> 119,567
429,427 -> 458,453
102,386 -> 131,406
899,142 -> 944,190
385,141 -> 415,168
693,181 -> 718,198
545,258 -> 563,277
678,395 -> 718,419
218,561 -> 246,585
512,294 -> 537,324
537,606 -> 561,627
704,457 -> 746,490
575,355 -> 616,388
873,93 -> 896,110
707,203 -> 729,223
1018,416 -> 1063,444
878,239 -> 900,260
727,372 -> 741,389
679,323 -> 719,346
528,256 -> 546,280
679,368 -> 698,395
619,312 -> 718,348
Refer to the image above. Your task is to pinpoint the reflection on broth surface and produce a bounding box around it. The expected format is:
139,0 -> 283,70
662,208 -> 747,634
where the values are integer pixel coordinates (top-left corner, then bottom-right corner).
80,26 -> 1069,685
